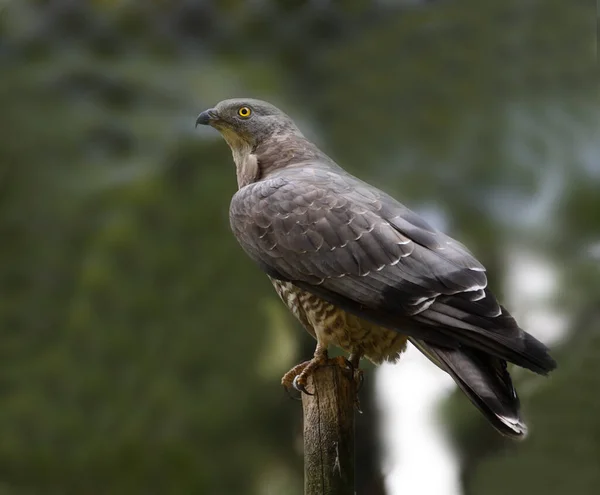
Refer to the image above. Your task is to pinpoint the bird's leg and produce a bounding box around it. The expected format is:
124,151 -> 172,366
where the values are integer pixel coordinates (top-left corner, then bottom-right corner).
281,343 -> 354,396
286,343 -> 329,395
348,349 -> 365,413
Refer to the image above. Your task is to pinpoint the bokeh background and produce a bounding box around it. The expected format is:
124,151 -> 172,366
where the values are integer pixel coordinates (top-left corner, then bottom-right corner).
1,0 -> 598,494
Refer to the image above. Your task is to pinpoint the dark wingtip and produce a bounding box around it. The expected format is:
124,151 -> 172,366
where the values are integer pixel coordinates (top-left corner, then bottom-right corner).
523,333 -> 558,375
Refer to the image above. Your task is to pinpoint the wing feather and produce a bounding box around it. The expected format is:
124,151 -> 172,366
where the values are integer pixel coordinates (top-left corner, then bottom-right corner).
230,166 -> 556,374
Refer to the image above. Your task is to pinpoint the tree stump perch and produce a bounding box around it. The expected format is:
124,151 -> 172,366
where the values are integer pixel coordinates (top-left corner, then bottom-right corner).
302,363 -> 356,495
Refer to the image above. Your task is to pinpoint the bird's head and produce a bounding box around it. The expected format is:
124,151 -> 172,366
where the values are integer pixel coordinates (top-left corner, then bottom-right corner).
196,98 -> 301,152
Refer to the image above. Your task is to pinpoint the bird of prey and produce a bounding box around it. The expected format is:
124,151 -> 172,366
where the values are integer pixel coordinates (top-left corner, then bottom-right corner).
196,98 -> 556,438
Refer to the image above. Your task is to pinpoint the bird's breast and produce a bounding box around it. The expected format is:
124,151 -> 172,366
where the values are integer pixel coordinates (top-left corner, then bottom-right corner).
270,278 -> 407,364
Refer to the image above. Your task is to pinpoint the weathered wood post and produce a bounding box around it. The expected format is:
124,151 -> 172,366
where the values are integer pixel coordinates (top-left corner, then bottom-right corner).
302,364 -> 356,495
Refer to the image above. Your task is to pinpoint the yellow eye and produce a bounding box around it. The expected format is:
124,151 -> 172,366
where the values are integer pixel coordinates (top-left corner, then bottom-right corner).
238,106 -> 252,118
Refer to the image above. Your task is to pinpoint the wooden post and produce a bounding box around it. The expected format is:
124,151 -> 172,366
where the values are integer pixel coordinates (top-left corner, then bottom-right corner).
302,364 -> 356,495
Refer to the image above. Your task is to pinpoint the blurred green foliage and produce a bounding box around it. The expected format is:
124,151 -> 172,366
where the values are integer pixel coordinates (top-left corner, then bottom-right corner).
0,0 -> 597,494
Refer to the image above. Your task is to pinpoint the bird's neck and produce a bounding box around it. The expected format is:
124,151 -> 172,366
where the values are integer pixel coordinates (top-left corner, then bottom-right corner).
235,153 -> 259,188
253,134 -> 328,179
230,132 -> 330,189
219,128 -> 259,188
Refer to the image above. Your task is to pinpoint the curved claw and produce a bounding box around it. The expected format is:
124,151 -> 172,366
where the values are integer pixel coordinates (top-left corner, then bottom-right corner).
293,375 -> 314,396
343,356 -> 354,370
343,357 -> 354,373
355,398 -> 363,414
282,384 -> 302,401
355,369 -> 365,392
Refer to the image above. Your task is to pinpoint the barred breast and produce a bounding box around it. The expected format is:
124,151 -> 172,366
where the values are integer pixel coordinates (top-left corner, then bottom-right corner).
270,278 -> 407,364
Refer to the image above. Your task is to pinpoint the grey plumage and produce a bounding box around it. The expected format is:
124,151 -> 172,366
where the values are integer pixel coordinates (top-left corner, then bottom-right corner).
197,98 -> 557,438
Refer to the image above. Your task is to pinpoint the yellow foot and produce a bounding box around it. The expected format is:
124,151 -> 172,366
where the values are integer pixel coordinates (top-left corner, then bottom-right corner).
281,355 -> 354,396
281,360 -> 313,392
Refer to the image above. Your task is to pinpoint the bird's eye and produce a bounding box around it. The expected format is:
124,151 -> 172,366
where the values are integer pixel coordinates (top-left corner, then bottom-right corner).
237,106 -> 252,118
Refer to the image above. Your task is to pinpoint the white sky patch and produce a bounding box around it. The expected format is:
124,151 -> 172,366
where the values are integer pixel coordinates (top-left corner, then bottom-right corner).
376,347 -> 460,495
504,246 -> 569,345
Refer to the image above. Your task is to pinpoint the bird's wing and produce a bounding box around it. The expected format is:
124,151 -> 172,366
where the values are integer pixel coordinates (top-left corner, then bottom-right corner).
231,166 -> 484,312
230,166 -> 555,373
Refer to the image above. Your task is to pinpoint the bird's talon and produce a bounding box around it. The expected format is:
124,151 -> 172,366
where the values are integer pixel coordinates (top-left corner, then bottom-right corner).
343,357 -> 354,372
355,369 -> 364,392
293,375 -> 313,396
330,356 -> 354,377
283,384 -> 303,401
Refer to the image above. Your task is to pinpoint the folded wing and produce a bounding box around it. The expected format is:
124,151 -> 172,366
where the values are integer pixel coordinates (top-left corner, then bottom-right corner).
230,166 -> 556,374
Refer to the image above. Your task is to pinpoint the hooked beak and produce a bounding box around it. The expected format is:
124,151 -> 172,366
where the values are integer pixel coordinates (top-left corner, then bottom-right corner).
195,108 -> 218,127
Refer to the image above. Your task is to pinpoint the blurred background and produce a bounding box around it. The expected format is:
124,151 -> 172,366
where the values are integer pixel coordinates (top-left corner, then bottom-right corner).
0,0 -> 598,494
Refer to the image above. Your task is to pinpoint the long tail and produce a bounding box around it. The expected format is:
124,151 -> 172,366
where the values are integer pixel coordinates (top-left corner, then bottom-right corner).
414,294 -> 557,376
411,338 -> 527,438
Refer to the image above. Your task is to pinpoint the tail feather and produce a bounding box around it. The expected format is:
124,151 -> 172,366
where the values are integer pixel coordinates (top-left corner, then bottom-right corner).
416,298 -> 557,375
411,338 -> 527,438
